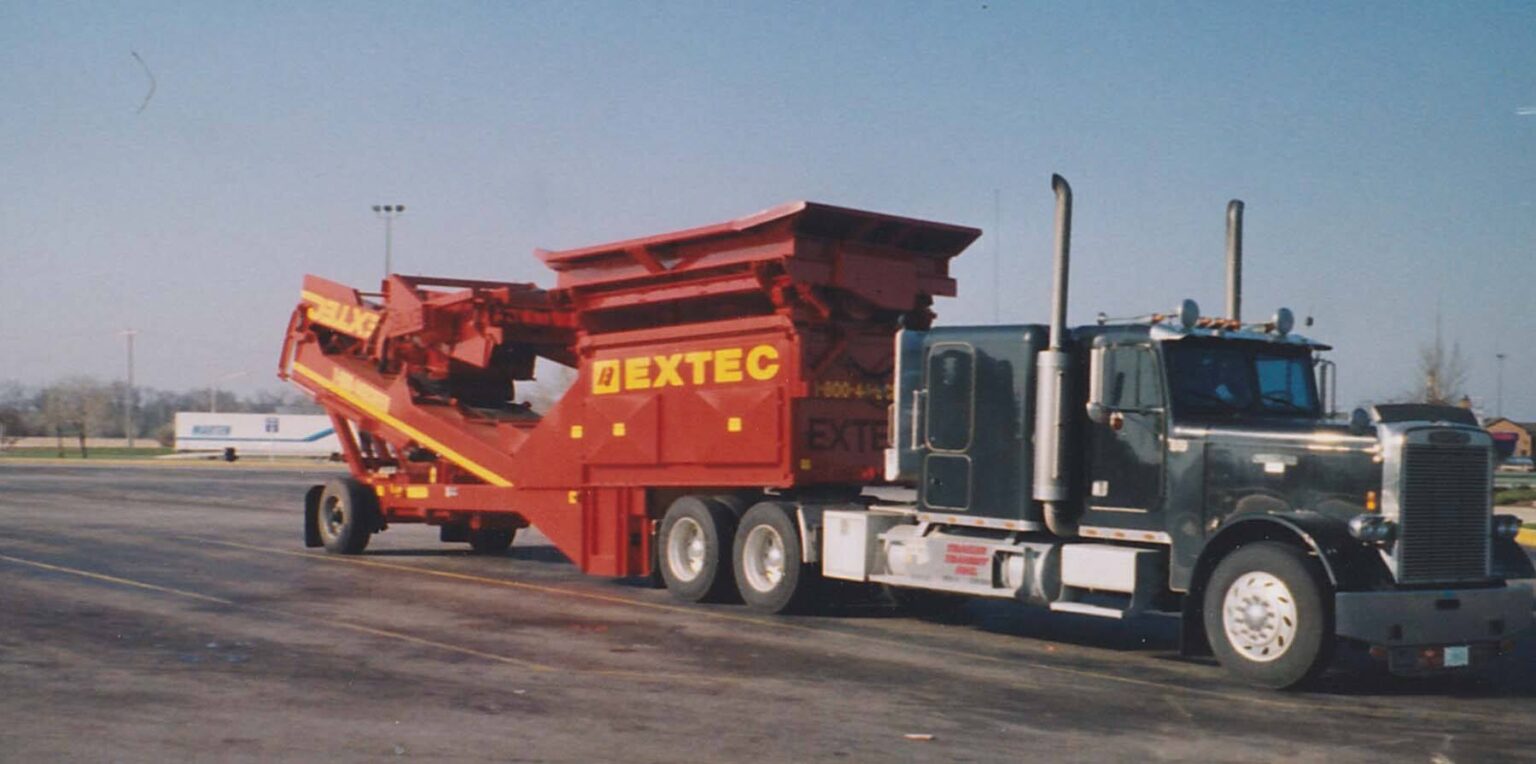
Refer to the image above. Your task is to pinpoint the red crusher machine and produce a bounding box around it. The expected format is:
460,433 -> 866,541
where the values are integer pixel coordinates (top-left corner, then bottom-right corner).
279,202 -> 975,609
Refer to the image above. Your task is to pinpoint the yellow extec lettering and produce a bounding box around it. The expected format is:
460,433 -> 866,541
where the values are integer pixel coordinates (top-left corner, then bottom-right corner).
302,290 -> 381,340
591,344 -> 782,395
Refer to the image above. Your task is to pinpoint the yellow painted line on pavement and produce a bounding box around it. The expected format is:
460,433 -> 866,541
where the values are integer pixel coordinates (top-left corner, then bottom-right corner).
0,554 -> 233,606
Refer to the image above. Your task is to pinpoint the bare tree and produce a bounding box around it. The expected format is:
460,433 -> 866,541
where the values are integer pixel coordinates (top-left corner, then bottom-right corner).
1409,324 -> 1470,406
41,378 -> 114,457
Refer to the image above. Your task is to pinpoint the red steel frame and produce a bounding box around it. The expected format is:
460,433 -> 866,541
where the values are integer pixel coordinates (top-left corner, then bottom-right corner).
279,201 -> 978,577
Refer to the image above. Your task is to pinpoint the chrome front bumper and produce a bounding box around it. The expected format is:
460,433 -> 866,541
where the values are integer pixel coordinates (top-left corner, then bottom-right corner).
1335,582 -> 1534,645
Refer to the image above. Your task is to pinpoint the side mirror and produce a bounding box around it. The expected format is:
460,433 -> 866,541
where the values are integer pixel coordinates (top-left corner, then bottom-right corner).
1348,407 -> 1373,436
1086,345 -> 1108,422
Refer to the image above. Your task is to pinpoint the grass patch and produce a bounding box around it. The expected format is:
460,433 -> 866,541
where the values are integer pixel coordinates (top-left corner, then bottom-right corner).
0,447 -> 174,460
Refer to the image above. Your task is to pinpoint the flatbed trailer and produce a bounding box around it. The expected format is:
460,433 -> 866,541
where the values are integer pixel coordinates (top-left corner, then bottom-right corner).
281,180 -> 1532,688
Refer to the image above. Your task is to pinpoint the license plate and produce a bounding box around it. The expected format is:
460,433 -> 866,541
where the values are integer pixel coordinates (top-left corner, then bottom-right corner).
1444,645 -> 1470,667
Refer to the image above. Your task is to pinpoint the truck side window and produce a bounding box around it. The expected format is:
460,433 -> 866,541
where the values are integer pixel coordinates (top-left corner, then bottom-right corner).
1255,356 -> 1313,412
1105,346 -> 1162,410
925,345 -> 974,451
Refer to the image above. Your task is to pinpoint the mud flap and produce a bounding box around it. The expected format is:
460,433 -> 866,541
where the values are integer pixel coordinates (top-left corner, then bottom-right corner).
303,485 -> 324,548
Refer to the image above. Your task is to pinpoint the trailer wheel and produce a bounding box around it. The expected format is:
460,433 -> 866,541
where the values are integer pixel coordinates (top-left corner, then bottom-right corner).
1203,542 -> 1333,689
733,502 -> 817,614
659,496 -> 738,603
468,528 -> 516,555
316,479 -> 379,555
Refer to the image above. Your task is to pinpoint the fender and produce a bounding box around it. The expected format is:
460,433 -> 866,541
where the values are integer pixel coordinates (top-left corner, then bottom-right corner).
1179,512 -> 1391,656
1493,536 -> 1536,581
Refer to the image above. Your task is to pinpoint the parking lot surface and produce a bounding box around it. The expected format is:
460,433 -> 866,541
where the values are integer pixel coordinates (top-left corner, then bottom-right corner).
3,463 -> 1535,762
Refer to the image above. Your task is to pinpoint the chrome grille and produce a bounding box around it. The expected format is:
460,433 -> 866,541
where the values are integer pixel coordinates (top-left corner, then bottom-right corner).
1397,443 -> 1490,583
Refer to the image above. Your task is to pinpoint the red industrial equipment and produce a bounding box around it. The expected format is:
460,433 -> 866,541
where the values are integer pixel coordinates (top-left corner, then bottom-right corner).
279,201 -> 979,577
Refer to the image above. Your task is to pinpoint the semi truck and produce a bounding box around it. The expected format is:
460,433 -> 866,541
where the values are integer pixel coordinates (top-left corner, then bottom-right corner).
279,176 -> 1533,688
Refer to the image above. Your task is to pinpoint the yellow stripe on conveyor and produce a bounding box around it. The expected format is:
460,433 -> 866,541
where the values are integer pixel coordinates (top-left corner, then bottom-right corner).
290,361 -> 513,487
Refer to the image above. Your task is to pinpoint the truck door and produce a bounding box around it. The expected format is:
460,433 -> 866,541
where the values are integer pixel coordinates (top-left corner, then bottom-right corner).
1084,342 -> 1165,520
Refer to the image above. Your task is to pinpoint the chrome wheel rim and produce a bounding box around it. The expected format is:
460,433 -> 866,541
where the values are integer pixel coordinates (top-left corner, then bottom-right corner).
741,525 -> 786,594
1221,571 -> 1298,663
666,517 -> 707,582
321,495 -> 346,538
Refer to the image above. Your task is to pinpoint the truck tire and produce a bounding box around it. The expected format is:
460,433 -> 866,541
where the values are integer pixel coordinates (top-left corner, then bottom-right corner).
733,501 -> 818,614
1203,542 -> 1333,689
316,478 -> 379,555
658,496 -> 739,603
468,528 -> 516,555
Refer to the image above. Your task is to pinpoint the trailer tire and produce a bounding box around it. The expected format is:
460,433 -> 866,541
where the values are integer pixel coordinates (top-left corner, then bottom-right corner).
468,528 -> 516,555
1203,542 -> 1333,689
733,502 -> 818,614
316,479 -> 379,555
659,496 -> 738,603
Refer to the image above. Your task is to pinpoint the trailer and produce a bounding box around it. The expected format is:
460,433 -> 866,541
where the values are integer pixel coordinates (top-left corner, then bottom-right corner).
280,182 -> 1533,688
173,412 -> 340,458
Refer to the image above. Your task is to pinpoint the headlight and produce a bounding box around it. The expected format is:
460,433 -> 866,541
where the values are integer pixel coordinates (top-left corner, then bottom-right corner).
1493,514 -> 1524,540
1348,514 -> 1397,544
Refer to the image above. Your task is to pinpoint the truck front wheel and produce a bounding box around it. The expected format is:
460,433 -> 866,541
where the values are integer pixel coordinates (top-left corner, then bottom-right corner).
659,496 -> 738,603
1203,542 -> 1333,689
733,502 -> 817,614
315,478 -> 379,555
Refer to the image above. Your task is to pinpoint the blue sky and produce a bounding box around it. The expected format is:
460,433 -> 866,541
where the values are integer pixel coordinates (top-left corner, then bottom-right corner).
3,2 -> 1534,415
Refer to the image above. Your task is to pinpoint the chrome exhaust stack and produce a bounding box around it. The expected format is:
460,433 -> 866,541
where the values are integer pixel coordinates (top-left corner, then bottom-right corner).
1034,174 -> 1077,536
1225,199 -> 1244,322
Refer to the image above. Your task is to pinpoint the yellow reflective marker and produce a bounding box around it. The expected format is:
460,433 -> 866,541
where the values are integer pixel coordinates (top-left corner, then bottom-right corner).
406,486 -> 429,499
727,417 -> 742,432
799,458 -> 811,471
567,490 -> 579,505
612,422 -> 626,437
570,425 -> 584,439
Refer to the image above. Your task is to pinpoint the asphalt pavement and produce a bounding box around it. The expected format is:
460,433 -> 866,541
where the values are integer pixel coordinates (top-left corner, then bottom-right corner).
3,463 -> 1535,762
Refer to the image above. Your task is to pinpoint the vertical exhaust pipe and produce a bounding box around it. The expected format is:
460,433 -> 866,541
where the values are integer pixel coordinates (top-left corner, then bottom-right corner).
1034,174 -> 1076,537
1225,200 -> 1244,322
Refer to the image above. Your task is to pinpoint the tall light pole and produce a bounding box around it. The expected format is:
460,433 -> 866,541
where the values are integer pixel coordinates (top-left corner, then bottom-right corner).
120,329 -> 138,448
372,204 -> 405,279
1497,352 -> 1507,418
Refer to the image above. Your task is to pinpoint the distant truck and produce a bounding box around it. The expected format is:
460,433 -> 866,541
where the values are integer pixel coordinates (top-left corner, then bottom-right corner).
173,412 -> 339,459
279,177 -> 1533,689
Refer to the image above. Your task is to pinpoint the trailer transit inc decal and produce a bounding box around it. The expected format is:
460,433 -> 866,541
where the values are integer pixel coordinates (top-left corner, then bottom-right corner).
591,345 -> 780,394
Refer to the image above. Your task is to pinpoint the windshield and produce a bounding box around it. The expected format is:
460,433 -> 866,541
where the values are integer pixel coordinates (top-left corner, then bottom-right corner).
1163,340 -> 1319,418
